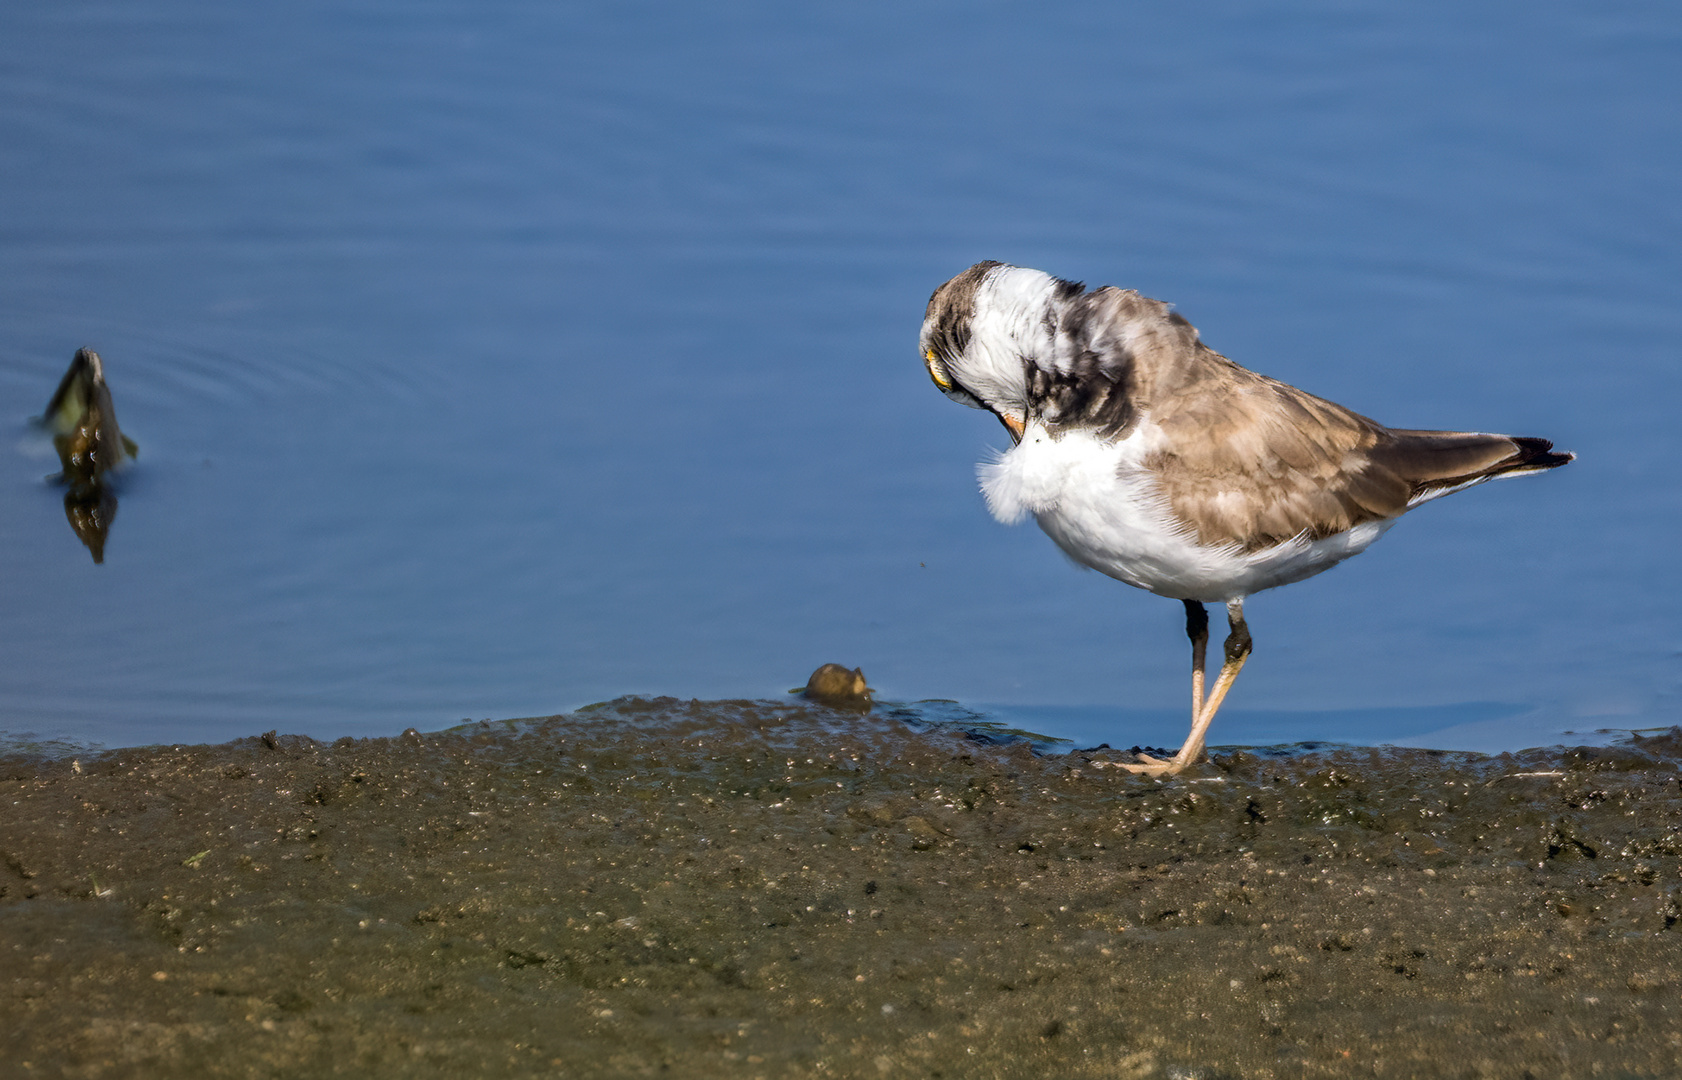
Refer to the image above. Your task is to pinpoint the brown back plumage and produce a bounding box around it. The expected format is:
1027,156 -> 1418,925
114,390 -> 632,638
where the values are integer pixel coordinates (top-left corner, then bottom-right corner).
1054,287 -> 1573,552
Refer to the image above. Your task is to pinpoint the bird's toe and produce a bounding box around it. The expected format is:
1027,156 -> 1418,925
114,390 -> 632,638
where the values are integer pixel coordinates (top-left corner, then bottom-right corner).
1117,753 -> 1184,776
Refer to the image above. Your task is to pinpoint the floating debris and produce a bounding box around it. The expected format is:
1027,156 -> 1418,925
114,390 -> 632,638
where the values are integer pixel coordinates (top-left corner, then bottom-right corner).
796,663 -> 873,711
40,347 -> 138,563
44,347 -> 137,482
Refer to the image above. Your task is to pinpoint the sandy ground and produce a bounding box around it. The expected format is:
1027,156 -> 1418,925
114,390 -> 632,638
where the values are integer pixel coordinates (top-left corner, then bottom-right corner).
4,696 -> 1682,1079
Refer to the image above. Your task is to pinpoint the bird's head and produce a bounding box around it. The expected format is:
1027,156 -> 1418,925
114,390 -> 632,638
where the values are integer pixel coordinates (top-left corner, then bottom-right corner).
919,261 -> 1078,442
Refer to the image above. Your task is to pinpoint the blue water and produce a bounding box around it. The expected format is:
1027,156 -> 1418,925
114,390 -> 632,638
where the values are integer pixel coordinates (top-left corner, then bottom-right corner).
1,2 -> 1677,751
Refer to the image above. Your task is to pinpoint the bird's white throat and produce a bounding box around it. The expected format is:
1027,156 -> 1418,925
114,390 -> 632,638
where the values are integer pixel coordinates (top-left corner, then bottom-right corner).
981,423 -> 1088,525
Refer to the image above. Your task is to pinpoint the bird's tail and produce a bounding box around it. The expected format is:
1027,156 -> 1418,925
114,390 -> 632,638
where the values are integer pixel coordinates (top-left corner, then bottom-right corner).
1376,429 -> 1574,507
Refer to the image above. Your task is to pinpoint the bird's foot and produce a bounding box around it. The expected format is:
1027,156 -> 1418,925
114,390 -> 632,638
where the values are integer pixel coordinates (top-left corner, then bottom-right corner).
1116,752 -> 1187,776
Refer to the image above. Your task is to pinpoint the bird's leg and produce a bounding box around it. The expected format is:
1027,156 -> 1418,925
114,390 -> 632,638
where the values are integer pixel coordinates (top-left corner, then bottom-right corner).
1184,599 -> 1209,721
1173,599 -> 1251,767
1127,601 -> 1208,770
1125,599 -> 1250,775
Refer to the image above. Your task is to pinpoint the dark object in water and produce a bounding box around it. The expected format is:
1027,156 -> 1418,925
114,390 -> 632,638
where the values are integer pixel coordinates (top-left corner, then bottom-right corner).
797,663 -> 873,711
41,348 -> 137,564
45,347 -> 137,482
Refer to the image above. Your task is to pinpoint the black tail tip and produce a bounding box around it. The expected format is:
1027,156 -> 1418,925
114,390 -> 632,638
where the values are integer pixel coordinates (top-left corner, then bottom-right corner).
1512,436 -> 1575,470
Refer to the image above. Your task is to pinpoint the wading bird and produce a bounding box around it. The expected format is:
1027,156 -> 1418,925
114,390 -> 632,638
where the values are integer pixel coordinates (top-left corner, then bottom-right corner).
920,262 -> 1572,775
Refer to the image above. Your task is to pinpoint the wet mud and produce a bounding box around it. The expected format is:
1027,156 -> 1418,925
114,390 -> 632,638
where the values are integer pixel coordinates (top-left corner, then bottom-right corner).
4,697 -> 1682,1078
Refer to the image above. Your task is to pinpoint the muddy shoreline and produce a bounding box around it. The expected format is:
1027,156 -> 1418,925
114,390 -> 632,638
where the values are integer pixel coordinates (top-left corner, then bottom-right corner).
4,697 -> 1681,1078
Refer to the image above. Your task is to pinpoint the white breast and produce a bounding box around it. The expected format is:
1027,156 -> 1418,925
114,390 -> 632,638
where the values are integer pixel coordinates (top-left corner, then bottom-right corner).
978,419 -> 1396,603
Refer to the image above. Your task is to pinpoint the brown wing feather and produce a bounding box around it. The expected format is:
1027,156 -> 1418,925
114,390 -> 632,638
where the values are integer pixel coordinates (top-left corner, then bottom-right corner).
1117,312 -> 1571,551
1144,362 -> 1399,550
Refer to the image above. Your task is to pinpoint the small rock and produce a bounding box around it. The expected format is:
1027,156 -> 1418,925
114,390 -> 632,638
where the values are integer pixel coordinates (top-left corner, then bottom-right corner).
799,663 -> 872,711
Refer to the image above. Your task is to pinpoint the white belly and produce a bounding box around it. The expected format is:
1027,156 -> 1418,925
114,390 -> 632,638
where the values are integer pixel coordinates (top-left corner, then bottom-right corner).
977,421 -> 1396,603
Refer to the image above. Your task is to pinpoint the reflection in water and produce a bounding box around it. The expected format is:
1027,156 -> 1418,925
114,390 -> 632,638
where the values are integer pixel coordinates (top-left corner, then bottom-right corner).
41,348 -> 137,564
62,484 -> 119,564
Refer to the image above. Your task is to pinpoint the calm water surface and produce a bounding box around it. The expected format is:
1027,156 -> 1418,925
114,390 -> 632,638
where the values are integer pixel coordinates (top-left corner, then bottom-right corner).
2,2 -> 1678,751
